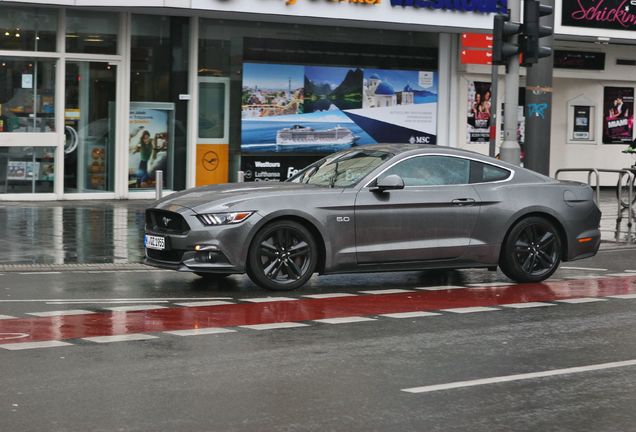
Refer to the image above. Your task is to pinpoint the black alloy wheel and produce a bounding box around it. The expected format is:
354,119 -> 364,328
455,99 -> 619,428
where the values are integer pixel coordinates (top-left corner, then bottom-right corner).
247,220 -> 318,291
500,216 -> 562,283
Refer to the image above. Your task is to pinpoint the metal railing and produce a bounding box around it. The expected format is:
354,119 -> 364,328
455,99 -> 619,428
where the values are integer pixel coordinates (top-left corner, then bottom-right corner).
554,168 -> 635,227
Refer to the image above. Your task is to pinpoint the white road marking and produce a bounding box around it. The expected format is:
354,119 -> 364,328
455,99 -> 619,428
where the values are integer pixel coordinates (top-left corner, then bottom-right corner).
82,334 -> 159,343
175,301 -> 234,307
48,301 -> 170,305
313,316 -> 377,324
240,322 -> 310,330
501,302 -> 556,309
415,285 -> 466,291
402,359 -> 636,394
105,305 -> 167,312
0,315 -> 16,320
606,273 -> 636,277
358,289 -> 416,295
606,294 -> 636,299
441,307 -> 500,314
556,298 -> 607,304
164,328 -> 236,336
0,332 -> 29,341
0,297 -> 233,303
302,293 -> 359,299
561,266 -> 608,272
18,272 -> 61,275
564,275 -> 604,280
467,282 -> 513,287
242,297 -> 298,303
380,311 -> 442,319
626,270 -> 636,273
0,340 -> 73,350
26,310 -> 96,317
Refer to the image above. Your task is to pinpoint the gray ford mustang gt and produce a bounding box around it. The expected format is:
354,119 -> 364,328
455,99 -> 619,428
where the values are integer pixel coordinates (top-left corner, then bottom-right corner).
144,144 -> 601,290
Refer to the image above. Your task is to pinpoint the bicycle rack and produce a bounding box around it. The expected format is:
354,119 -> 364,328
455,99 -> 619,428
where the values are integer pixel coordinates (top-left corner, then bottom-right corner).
554,168 -> 634,228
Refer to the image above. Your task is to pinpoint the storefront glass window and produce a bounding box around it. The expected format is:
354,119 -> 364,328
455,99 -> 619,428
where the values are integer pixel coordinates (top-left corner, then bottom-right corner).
0,59 -> 56,133
66,10 -> 118,55
129,14 -> 189,191
0,6 -> 57,52
0,146 -> 55,193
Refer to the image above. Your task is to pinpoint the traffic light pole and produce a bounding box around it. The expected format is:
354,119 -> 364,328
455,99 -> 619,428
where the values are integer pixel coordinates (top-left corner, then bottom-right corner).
500,0 -> 522,165
524,0 -> 554,175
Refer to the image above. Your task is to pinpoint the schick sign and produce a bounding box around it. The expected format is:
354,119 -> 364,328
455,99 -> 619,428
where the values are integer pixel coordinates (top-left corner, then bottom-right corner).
390,0 -> 508,14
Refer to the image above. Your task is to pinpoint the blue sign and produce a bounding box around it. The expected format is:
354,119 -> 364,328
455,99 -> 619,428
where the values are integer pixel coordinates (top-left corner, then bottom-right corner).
390,0 -> 507,14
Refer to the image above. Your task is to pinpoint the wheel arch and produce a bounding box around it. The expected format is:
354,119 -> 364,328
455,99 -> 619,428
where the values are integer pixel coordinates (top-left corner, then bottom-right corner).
244,212 -> 328,274
500,210 -> 569,262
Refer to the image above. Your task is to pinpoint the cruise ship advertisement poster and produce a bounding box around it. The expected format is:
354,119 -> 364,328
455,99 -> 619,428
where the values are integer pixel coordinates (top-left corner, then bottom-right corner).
241,62 -> 438,153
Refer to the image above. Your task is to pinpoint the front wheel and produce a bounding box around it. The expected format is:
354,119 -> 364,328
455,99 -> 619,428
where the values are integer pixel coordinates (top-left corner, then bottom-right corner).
247,220 -> 318,291
499,216 -> 562,283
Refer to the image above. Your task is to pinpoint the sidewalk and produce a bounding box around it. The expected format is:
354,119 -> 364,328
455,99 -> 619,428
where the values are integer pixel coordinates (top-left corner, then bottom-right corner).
0,189 -> 633,270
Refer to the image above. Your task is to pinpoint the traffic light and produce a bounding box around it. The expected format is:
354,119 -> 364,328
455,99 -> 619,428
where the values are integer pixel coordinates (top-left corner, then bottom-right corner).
492,13 -> 522,65
521,0 -> 553,66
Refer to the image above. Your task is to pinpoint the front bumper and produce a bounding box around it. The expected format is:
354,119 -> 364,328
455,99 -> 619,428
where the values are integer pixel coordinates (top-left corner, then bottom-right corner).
143,207 -> 261,274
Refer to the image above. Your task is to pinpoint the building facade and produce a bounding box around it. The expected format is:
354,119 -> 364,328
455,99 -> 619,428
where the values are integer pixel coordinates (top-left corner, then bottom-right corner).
0,0 -> 633,199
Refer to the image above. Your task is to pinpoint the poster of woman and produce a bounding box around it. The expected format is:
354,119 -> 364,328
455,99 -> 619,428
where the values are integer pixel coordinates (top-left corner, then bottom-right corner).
467,81 -> 492,143
603,87 -> 634,144
129,106 -> 172,188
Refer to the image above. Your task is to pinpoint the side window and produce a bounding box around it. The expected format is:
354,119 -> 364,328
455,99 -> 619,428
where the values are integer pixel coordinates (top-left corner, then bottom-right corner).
469,160 -> 511,183
381,156 -> 470,186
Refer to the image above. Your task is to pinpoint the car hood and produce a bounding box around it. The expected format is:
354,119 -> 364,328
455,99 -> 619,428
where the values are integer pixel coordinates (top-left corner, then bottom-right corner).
154,182 -> 336,213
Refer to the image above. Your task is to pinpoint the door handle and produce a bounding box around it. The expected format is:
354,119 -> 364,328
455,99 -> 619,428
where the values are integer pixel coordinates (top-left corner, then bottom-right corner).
451,198 -> 476,206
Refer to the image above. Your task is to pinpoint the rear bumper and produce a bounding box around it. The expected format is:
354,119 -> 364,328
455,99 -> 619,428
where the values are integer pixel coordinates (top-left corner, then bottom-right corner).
566,228 -> 601,261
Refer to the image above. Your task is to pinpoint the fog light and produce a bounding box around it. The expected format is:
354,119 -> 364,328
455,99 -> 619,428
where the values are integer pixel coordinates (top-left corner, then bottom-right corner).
194,251 -> 218,263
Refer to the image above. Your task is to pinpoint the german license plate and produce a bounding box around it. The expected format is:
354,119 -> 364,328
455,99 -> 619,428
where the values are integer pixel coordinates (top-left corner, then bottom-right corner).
145,234 -> 165,250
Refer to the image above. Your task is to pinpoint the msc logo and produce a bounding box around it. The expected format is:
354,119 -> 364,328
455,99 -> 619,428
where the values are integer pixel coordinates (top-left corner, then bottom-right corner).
409,136 -> 431,144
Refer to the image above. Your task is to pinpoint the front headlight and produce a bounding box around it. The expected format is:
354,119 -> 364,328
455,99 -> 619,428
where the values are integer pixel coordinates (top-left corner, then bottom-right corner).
196,211 -> 254,226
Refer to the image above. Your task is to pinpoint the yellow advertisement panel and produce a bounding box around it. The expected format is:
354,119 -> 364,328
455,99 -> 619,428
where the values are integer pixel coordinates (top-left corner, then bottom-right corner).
196,144 -> 229,186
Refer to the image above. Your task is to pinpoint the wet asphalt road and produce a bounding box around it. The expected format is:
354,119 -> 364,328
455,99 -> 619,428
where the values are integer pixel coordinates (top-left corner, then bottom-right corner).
2,248 -> 636,432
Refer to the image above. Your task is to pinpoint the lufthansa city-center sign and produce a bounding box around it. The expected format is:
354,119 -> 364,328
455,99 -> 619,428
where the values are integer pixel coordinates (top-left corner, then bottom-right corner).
390,0 -> 507,13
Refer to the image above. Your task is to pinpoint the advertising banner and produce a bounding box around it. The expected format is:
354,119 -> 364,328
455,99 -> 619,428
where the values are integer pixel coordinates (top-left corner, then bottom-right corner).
602,87 -> 634,144
241,62 -> 438,154
467,81 -> 492,143
562,0 -> 636,31
240,155 -> 323,182
129,104 -> 174,188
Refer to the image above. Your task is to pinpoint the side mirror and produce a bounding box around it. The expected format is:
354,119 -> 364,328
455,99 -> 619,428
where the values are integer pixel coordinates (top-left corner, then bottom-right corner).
370,174 -> 405,192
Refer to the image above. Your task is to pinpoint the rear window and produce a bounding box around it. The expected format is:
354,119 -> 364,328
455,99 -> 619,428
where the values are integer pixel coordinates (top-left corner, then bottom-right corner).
469,161 -> 511,183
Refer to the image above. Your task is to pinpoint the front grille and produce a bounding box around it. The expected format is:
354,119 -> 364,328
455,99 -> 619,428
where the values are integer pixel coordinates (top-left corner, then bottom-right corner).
146,248 -> 184,263
145,209 -> 190,235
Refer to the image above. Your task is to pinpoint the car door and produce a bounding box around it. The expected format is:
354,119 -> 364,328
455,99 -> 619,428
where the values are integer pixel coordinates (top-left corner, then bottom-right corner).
354,155 -> 481,264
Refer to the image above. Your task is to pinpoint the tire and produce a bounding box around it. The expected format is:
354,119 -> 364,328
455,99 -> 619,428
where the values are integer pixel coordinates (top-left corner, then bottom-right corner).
499,216 -> 562,283
247,220 -> 318,291
616,176 -> 636,209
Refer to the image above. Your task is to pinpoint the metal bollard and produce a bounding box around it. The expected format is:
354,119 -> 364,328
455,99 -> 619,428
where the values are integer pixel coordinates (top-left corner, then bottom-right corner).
237,170 -> 245,183
155,170 -> 163,200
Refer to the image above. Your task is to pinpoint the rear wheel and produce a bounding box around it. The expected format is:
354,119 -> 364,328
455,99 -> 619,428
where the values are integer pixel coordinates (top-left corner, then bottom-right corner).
499,216 -> 562,283
247,220 -> 317,291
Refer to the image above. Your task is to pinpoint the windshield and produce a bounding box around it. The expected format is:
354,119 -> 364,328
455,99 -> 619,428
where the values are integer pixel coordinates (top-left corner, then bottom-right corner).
288,149 -> 393,187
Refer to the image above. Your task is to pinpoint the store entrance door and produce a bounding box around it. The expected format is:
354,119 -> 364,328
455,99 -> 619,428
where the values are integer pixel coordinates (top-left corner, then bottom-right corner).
64,61 -> 117,193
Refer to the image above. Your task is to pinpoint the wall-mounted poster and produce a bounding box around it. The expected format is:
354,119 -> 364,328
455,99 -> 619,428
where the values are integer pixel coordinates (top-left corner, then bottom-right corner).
467,81 -> 492,143
241,62 -> 438,153
128,102 -> 175,188
602,87 -> 634,144
573,106 -> 591,140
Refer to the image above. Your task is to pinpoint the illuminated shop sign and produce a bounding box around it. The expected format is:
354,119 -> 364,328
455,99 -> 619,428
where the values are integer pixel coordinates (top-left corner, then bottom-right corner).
562,0 -> 636,31
390,0 -> 507,14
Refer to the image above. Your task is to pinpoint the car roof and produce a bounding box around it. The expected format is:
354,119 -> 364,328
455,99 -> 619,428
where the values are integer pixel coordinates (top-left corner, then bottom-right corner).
357,143 -> 489,159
